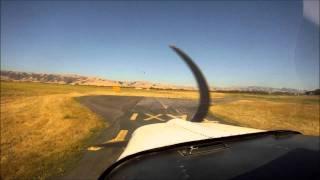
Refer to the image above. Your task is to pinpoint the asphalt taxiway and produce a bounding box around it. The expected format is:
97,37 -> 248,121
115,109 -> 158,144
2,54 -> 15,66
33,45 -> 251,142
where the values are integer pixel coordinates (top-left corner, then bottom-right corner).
61,95 -> 227,180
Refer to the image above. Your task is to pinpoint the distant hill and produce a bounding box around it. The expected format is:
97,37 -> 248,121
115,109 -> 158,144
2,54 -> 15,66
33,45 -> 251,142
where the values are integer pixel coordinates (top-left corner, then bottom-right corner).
305,89 -> 320,95
0,70 -> 195,90
212,86 -> 306,95
1,70 -> 308,94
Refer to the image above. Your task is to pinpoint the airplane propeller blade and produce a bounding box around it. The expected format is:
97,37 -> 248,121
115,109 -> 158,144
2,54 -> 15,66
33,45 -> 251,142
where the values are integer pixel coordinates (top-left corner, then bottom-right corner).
170,45 -> 211,122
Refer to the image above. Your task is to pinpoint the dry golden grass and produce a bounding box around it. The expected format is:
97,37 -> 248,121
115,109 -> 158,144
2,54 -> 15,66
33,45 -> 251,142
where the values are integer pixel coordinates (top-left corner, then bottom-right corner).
1,83 -> 106,180
0,81 -> 202,180
210,94 -> 320,136
2,81 -> 319,180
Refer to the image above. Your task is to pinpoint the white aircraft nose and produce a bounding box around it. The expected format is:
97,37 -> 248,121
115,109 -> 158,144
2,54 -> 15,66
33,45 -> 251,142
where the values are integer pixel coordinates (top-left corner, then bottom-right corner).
118,119 -> 264,160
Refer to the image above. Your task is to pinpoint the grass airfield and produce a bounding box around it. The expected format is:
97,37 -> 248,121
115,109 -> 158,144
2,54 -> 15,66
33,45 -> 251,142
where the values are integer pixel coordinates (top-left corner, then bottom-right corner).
210,93 -> 319,136
1,81 -> 319,179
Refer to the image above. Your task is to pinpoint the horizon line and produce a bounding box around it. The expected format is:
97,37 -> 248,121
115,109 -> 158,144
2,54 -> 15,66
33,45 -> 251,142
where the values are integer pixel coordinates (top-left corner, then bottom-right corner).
0,68 -> 316,91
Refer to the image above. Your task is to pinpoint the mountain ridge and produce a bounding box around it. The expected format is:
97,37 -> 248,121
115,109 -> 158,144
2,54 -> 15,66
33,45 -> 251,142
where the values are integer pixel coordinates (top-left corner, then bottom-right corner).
0,70 -> 195,90
0,70 -> 308,94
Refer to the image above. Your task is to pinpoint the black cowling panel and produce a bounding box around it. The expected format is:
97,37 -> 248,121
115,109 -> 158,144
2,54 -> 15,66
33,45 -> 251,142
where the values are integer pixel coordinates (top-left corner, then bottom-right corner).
100,132 -> 320,180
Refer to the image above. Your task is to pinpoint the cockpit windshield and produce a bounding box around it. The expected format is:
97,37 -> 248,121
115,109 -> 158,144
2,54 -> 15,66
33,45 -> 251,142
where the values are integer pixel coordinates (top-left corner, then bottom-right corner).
1,1 -> 319,180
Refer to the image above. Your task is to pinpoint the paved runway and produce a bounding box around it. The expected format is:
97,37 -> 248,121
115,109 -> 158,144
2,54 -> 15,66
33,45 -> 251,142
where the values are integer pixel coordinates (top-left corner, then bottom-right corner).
61,95 -> 227,180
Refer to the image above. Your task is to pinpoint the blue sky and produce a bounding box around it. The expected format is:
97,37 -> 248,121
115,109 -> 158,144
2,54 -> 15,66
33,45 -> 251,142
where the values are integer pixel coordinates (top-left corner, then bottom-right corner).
1,1 -> 319,90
